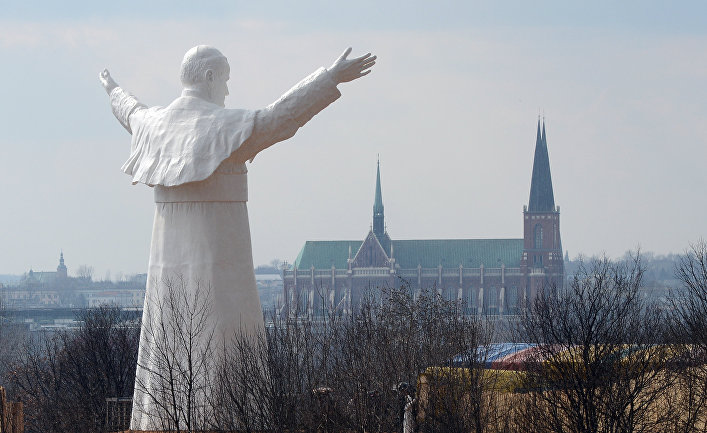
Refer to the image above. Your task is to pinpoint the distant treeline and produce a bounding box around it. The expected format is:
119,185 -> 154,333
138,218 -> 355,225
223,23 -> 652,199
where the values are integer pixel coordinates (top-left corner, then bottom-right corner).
566,250 -> 683,284
254,265 -> 280,274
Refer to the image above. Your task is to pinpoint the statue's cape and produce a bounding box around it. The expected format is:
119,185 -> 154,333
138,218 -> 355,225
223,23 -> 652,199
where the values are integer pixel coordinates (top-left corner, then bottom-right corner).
121,96 -> 255,187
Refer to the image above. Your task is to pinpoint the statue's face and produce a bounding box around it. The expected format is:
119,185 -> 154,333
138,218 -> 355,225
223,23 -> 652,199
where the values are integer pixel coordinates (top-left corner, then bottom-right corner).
213,63 -> 231,107
209,62 -> 230,107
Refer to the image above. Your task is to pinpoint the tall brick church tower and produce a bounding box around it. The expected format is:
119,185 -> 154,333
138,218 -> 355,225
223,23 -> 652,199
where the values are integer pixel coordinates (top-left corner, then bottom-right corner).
521,119 -> 564,302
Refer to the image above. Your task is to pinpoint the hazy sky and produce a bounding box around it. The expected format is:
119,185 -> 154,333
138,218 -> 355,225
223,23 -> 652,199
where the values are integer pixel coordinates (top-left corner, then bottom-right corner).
1,1 -> 705,278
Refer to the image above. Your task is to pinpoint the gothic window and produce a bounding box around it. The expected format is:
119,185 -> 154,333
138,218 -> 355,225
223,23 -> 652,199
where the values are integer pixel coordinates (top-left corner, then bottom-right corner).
534,255 -> 543,267
487,287 -> 498,315
298,288 -> 308,315
553,223 -> 557,247
507,287 -> 518,314
465,287 -> 475,315
534,224 -> 543,249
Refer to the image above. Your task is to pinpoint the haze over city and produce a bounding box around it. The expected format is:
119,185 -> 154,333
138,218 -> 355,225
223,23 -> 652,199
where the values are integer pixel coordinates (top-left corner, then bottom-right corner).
1,1 -> 705,278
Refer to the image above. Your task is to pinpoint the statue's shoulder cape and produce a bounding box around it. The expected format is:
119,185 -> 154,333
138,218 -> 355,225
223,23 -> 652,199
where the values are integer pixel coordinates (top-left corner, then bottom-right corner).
122,96 -> 255,187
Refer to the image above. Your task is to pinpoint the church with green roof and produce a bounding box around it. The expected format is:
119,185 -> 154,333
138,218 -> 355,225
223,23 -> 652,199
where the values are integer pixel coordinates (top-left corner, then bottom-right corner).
282,119 -> 564,317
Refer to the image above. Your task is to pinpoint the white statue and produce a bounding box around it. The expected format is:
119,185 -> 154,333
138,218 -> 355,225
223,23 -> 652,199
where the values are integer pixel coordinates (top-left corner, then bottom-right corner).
100,45 -> 375,430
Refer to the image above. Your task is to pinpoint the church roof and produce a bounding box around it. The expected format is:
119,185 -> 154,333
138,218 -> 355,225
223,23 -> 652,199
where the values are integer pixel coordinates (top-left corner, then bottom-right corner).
292,238 -> 524,270
24,271 -> 57,283
393,239 -> 524,268
294,240 -> 362,270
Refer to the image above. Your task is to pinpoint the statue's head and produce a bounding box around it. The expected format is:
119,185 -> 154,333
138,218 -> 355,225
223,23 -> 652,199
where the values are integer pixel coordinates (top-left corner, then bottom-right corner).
180,45 -> 230,107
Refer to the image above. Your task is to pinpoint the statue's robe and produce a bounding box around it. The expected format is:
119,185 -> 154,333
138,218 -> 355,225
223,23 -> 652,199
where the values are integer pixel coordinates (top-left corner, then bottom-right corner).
109,68 -> 340,431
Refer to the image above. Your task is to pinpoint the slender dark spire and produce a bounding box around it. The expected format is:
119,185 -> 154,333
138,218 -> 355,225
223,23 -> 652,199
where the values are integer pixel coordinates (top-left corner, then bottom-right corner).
528,119 -> 556,212
373,158 -> 385,238
536,117 -> 542,144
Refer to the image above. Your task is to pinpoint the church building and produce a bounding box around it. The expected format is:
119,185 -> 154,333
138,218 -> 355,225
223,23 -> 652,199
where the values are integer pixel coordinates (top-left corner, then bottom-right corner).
23,251 -> 69,286
282,120 -> 564,317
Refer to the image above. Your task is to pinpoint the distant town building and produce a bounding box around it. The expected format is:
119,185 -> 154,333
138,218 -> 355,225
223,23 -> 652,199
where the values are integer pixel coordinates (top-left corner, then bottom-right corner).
1,253 -> 146,309
283,119 -> 564,317
19,251 -> 69,288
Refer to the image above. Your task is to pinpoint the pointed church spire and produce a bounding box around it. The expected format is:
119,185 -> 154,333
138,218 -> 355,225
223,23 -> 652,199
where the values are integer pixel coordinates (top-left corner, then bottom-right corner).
536,117 -> 542,144
373,158 -> 385,239
528,119 -> 556,212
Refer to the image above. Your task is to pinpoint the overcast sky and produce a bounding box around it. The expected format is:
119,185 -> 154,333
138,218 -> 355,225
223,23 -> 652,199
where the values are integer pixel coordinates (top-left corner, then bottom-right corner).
1,1 -> 705,278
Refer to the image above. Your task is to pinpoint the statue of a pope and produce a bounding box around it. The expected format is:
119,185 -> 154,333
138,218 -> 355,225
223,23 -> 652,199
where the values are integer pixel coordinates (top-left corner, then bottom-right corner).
100,45 -> 375,430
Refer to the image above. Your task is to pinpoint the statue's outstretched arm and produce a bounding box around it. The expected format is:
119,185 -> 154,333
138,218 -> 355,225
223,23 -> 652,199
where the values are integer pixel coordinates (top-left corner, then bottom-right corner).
236,48 -> 376,162
99,69 -> 147,134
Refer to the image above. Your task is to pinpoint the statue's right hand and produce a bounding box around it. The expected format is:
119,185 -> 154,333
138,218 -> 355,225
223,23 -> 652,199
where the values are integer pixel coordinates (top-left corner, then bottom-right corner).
99,69 -> 118,94
328,48 -> 376,84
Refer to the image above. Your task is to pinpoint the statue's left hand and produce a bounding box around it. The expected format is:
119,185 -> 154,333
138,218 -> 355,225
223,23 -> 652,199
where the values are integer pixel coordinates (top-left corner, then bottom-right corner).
328,48 -> 376,84
99,69 -> 119,94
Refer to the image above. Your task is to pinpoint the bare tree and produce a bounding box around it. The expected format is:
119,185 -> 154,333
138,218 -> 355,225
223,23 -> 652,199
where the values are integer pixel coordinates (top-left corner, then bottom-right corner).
75,265 -> 94,281
209,330 -> 272,433
11,333 -> 67,433
11,306 -> 139,433
669,241 -> 707,432
0,299 -> 25,390
517,255 -> 672,433
131,276 -> 215,432
674,241 -> 707,352
398,289 -> 495,433
202,283 -> 494,433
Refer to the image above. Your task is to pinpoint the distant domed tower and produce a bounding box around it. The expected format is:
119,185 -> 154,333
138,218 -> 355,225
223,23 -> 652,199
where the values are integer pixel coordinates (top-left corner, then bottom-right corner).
57,251 -> 68,279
